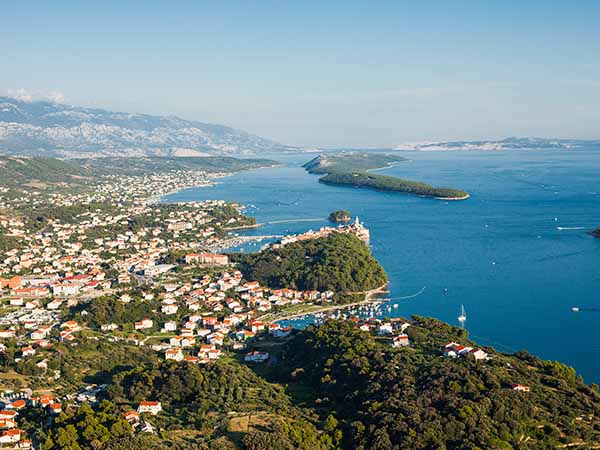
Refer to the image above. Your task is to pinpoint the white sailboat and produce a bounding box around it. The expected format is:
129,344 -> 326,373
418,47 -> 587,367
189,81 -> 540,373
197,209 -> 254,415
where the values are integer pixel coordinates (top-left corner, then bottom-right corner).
458,304 -> 467,326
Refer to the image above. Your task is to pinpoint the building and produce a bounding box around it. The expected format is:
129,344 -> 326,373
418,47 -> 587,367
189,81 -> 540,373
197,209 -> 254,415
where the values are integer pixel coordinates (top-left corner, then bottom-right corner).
135,319 -> 153,330
443,342 -> 488,361
165,348 -> 184,361
511,384 -> 531,392
0,429 -> 22,444
123,411 -> 140,423
137,401 -> 162,415
392,334 -> 410,348
378,323 -> 394,335
161,321 -> 177,333
143,264 -> 175,277
187,253 -> 229,265
48,403 -> 62,415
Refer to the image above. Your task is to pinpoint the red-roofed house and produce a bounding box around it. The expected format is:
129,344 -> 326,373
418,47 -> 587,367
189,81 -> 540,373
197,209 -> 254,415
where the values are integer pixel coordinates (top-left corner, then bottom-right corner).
0,429 -> 22,444
137,401 -> 162,415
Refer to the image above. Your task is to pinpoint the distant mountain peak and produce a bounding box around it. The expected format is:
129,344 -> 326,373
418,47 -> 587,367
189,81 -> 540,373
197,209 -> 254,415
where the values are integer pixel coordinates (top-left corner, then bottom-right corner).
0,96 -> 297,158
395,137 -> 600,152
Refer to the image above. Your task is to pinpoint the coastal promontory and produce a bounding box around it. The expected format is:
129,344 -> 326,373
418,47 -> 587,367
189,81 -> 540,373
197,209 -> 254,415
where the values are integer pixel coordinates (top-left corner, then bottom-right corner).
303,153 -> 469,200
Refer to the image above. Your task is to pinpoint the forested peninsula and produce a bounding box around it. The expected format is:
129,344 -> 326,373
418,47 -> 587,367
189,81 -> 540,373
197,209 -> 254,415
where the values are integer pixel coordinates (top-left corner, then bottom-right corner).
303,153 -> 469,200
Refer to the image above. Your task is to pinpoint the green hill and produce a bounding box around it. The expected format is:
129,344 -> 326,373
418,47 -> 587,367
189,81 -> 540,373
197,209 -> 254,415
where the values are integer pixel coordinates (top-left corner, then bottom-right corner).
272,318 -> 600,449
75,156 -> 277,176
0,155 -> 277,187
231,233 -> 387,293
0,155 -> 89,185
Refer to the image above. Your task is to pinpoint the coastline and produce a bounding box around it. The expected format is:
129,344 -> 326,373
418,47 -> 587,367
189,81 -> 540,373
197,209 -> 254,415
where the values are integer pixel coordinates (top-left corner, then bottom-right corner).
155,163 -> 281,204
223,223 -> 263,231
146,181 -> 215,204
258,283 -> 389,324
434,193 -> 470,201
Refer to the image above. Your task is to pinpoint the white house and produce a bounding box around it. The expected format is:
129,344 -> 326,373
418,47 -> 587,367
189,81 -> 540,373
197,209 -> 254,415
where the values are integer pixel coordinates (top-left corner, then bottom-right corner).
161,304 -> 178,315
162,321 -> 177,333
137,401 -> 162,415
392,334 -> 410,348
165,348 -> 183,361
135,319 -> 153,330
0,429 -> 21,444
378,323 -> 394,335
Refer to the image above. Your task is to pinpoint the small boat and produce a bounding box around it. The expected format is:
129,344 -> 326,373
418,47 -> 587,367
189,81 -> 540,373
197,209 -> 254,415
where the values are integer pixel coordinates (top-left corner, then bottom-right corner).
458,305 -> 467,325
571,307 -> 580,312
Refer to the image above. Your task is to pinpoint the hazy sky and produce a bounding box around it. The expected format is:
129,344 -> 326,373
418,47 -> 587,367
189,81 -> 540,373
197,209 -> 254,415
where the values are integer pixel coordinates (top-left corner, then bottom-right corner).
2,0 -> 599,147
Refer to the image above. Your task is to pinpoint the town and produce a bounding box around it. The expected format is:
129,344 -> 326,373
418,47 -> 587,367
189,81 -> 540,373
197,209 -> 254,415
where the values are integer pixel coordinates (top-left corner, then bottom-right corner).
0,166 -> 407,448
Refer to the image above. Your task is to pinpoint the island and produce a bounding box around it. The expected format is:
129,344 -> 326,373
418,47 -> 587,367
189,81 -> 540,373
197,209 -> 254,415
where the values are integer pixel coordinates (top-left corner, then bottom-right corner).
303,153 -> 469,200
328,209 -> 351,222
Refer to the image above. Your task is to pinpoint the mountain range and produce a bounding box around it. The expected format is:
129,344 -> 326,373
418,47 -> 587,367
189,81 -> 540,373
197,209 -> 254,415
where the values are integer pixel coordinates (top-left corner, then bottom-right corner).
395,136 -> 600,151
0,96 -> 297,158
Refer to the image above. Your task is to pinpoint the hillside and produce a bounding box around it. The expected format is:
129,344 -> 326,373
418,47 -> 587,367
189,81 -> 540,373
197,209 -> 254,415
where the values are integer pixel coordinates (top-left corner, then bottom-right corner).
0,155 -> 89,185
231,233 -> 387,293
270,319 -> 600,449
76,156 -> 278,176
0,155 -> 277,186
0,96 -> 298,157
21,317 -> 600,449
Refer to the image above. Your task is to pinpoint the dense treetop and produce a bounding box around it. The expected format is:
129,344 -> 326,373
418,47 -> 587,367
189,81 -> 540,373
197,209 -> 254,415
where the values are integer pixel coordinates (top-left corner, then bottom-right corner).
320,172 -> 469,199
231,233 -> 387,292
271,318 -> 600,450
328,210 -> 351,222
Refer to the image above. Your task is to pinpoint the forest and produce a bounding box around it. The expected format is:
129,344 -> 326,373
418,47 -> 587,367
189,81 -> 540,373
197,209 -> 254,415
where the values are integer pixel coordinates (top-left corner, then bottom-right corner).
269,318 -> 600,450
320,172 -> 469,199
231,233 -> 387,293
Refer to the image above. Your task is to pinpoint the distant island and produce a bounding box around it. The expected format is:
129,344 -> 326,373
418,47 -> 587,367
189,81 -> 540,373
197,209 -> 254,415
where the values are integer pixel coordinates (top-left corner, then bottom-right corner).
303,153 -> 469,200
328,209 -> 351,222
395,136 -> 600,152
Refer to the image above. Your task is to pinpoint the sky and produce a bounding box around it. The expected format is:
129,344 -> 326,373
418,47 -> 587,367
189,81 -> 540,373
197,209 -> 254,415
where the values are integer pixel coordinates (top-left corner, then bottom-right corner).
1,0 -> 600,147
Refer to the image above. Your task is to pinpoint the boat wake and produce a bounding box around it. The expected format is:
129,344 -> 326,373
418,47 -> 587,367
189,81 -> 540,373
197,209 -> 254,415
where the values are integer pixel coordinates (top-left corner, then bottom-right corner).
571,307 -> 600,313
557,227 -> 586,231
387,286 -> 426,301
267,218 -> 323,224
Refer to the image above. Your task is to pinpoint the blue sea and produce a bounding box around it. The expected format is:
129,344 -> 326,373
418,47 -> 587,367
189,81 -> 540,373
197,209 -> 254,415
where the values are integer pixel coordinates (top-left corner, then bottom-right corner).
165,149 -> 600,382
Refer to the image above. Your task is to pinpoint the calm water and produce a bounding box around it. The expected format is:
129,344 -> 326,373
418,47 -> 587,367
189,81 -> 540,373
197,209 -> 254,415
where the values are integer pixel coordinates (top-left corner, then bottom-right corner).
166,149 -> 600,382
